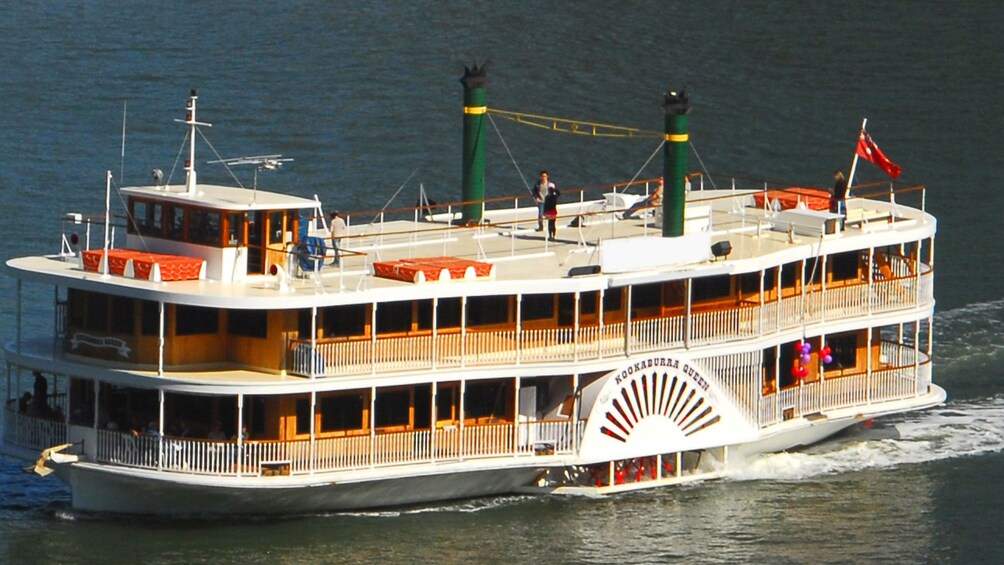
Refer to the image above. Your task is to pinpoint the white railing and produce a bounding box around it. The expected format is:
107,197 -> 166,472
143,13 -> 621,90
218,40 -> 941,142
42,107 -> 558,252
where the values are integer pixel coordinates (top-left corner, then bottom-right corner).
2,409 -> 67,452
757,342 -> 932,427
81,419 -> 581,477
289,267 -> 932,378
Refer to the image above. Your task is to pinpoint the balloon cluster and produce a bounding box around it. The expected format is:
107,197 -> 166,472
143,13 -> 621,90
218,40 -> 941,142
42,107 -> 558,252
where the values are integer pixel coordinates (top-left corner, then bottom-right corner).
791,341 -> 811,380
821,345 -> 833,365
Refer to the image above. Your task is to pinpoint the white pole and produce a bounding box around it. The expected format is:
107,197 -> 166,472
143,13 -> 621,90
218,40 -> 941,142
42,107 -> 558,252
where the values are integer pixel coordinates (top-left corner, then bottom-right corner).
846,118 -> 867,190
102,171 -> 112,277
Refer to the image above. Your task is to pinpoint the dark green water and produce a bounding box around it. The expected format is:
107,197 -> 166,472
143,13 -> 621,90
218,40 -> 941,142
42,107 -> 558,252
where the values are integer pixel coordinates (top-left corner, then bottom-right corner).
2,2 -> 1002,562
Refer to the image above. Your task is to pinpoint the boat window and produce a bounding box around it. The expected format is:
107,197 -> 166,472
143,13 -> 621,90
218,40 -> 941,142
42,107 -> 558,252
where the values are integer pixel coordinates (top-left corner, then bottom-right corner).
129,200 -> 147,235
227,310 -> 268,338
436,384 -> 458,422
692,275 -> 732,302
168,205 -> 186,240
320,394 -> 365,432
376,301 -> 413,334
111,296 -> 135,334
632,283 -> 661,311
829,251 -> 861,282
85,293 -> 108,331
437,298 -> 462,329
175,305 -> 219,335
375,389 -> 411,428
322,304 -> 367,338
140,300 -> 160,336
522,294 -> 554,321
764,267 -> 779,293
603,288 -> 623,312
579,291 -> 598,316
464,381 -> 505,420
467,295 -> 509,326
780,261 -> 800,289
67,289 -> 85,327
826,333 -> 858,369
739,272 -> 760,297
189,208 -> 222,246
663,280 -> 685,308
226,212 -> 244,246
295,397 -> 311,435
268,211 -> 285,244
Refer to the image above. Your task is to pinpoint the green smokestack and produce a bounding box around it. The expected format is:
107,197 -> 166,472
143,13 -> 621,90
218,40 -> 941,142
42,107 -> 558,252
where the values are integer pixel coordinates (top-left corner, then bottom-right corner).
662,88 -> 690,237
460,63 -> 488,223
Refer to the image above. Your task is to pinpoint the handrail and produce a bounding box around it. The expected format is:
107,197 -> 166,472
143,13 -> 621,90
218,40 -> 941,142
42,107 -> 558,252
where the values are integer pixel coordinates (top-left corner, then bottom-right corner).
289,260 -> 934,377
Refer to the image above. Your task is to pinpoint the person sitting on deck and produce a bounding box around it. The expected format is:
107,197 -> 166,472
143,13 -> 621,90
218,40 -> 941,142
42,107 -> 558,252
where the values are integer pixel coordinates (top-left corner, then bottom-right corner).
621,177 -> 663,220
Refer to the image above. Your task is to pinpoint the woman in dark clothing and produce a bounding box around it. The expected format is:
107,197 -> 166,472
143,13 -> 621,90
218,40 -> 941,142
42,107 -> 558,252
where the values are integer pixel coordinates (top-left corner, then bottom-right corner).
542,184 -> 560,240
830,170 -> 848,214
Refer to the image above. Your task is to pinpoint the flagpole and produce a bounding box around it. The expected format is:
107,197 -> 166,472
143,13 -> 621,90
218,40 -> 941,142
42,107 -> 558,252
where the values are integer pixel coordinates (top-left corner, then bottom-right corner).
846,117 -> 867,190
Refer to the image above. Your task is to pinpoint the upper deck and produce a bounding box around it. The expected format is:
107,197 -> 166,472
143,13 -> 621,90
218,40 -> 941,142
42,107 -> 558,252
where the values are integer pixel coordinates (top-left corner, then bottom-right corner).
5,181 -> 936,310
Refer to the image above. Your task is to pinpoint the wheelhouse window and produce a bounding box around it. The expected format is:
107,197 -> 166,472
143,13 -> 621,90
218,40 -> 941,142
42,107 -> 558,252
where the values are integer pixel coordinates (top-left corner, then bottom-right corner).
189,208 -> 222,246
226,212 -> 245,246
168,205 -> 186,240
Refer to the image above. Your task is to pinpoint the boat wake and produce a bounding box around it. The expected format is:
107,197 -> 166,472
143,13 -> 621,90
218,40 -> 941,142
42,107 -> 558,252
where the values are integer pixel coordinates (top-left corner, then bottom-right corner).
334,494 -> 535,518
728,394 -> 1004,481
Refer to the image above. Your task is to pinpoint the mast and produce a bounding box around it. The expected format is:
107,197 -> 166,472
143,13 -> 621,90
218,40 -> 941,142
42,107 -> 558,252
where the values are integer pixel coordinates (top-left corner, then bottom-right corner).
175,89 -> 212,194
460,63 -> 488,224
846,118 -> 868,189
662,87 -> 691,237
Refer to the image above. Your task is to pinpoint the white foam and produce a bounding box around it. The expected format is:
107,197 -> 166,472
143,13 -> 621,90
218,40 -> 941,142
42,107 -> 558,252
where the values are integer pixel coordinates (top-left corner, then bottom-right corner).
728,395 -> 1004,481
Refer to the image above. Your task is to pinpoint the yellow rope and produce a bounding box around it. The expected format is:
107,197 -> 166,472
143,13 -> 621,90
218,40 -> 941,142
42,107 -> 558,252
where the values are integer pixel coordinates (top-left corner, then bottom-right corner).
488,108 -> 661,139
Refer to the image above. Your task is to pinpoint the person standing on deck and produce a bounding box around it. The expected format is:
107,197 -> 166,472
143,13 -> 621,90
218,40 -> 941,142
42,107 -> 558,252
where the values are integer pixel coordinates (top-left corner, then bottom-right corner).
531,170 -> 554,231
543,182 -> 560,240
329,211 -> 347,266
830,170 -> 848,215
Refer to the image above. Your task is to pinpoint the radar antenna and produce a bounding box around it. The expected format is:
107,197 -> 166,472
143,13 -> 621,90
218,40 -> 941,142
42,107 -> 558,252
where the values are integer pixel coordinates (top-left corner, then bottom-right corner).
207,154 -> 294,190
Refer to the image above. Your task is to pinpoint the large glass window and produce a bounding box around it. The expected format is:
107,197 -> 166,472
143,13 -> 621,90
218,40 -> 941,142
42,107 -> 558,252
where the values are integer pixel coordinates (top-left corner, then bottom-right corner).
189,208 -> 222,246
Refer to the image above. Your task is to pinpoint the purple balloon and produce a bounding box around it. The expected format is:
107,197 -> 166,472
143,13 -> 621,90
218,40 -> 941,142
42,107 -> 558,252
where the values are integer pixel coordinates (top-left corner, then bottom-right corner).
823,354 -> 833,364
801,353 -> 811,364
801,343 -> 811,354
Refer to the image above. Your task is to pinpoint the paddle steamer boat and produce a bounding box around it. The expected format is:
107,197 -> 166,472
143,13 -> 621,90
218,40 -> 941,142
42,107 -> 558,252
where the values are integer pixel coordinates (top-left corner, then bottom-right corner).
2,70 -> 942,514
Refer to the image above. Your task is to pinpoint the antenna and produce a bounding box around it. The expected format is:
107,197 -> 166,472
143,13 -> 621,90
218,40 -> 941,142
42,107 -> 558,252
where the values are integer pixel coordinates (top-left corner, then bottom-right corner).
173,89 -> 212,194
207,154 -> 293,202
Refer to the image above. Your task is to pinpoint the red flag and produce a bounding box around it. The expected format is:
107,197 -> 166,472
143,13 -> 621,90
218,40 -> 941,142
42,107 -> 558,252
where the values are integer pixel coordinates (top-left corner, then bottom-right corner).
856,129 -> 902,178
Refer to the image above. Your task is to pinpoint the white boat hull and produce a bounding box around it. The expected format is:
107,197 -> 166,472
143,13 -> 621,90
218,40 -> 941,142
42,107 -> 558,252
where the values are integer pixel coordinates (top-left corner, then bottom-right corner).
55,462 -> 544,515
